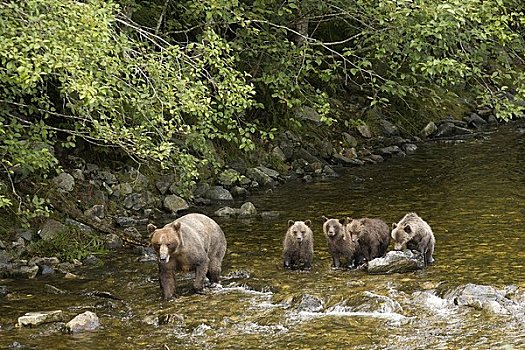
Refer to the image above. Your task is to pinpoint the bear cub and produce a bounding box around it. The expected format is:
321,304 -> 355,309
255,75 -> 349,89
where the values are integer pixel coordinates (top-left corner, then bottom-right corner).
391,212 -> 435,265
322,216 -> 359,268
345,217 -> 390,265
283,220 -> 314,270
148,213 -> 227,300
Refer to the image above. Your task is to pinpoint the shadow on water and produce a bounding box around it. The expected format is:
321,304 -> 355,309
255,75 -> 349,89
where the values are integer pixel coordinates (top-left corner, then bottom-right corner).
1,125 -> 525,349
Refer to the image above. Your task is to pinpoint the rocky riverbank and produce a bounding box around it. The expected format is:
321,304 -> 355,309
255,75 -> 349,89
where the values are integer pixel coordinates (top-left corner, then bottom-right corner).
0,108 -> 506,280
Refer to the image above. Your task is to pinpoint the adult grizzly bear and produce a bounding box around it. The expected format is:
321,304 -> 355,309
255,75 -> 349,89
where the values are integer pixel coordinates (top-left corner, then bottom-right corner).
345,217 -> 390,265
283,220 -> 314,270
322,216 -> 359,268
391,212 -> 435,265
148,213 -> 227,300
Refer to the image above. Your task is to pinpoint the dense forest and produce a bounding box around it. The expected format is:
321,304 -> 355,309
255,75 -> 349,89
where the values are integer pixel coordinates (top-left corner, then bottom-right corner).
1,0 -> 524,225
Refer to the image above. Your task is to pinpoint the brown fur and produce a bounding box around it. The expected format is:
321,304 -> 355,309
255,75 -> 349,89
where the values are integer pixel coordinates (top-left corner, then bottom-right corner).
345,217 -> 390,265
322,216 -> 358,268
391,212 -> 435,265
148,213 -> 227,300
283,220 -> 314,270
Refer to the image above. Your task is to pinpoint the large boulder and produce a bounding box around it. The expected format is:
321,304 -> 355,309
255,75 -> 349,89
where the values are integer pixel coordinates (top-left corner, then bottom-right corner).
367,250 -> 425,274
17,310 -> 63,327
66,311 -> 100,333
163,195 -> 189,214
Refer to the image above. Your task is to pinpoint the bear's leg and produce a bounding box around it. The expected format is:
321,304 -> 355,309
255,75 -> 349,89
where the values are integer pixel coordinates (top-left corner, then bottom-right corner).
159,259 -> 177,300
332,255 -> 341,268
207,258 -> 222,284
193,257 -> 210,294
283,250 -> 292,269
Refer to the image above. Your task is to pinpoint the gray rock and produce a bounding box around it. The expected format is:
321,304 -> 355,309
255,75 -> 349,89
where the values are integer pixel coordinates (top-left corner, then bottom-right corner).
464,113 -> 487,129
378,145 -> 405,158
214,206 -> 240,217
332,154 -> 365,166
70,169 -> 85,181
295,294 -> 324,313
322,165 -> 338,178
379,120 -> 400,137
203,186 -> 233,201
123,192 -> 157,211
342,132 -> 358,148
44,284 -> 66,295
444,284 -> 518,315
357,124 -> 372,138
111,183 -> 133,198
115,217 -> 136,227
246,168 -> 274,187
94,170 -> 118,185
293,148 -> 322,164
84,205 -> 105,220
52,172 -> 75,192
239,202 -> 257,218
104,234 -> 123,249
434,122 -> 457,138
16,230 -> 33,242
354,291 -> 402,314
64,219 -> 93,233
367,250 -> 425,274
17,310 -> 63,327
0,285 -> 8,297
421,121 -> 437,138
163,195 -> 189,214
66,311 -> 100,333
271,146 -> 287,162
38,219 -> 68,241
230,186 -> 248,198
260,211 -> 280,220
40,265 -> 55,275
193,183 -> 211,198
0,250 -> 12,264
402,143 -> 418,154
296,106 -> 321,123
155,176 -> 174,195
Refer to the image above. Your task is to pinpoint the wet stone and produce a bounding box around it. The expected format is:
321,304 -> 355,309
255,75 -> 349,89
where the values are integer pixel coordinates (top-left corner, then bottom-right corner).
295,294 -> 324,313
66,311 -> 100,333
239,202 -> 257,217
367,250 -> 425,274
17,310 -> 63,327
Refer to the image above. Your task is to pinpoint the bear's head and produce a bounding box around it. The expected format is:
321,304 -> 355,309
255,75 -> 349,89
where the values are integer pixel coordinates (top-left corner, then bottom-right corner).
322,216 -> 345,239
344,218 -> 363,243
390,222 -> 414,250
148,222 -> 184,263
287,220 -> 311,242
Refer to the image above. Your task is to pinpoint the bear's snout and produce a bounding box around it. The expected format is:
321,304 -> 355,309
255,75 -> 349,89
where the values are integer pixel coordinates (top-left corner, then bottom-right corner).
158,244 -> 170,263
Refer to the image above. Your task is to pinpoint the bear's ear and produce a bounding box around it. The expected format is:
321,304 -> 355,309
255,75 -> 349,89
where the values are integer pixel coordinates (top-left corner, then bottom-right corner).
172,221 -> 184,246
304,219 -> 311,227
321,216 -> 328,222
147,224 -> 157,234
342,217 -> 351,225
391,223 -> 397,229
404,224 -> 412,233
288,220 -> 295,227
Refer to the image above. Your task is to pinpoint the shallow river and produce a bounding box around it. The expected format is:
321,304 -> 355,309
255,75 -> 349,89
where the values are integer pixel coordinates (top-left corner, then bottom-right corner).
1,125 -> 524,349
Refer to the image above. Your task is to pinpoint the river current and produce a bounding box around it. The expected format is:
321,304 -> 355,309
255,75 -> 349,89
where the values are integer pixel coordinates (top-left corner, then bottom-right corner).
1,124 -> 524,349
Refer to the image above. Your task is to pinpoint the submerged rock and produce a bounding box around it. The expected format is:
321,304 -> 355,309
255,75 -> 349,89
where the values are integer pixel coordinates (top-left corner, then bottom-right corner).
295,294 -> 324,313
17,310 -> 63,327
367,250 -> 425,274
443,283 -> 521,315
66,311 -> 100,333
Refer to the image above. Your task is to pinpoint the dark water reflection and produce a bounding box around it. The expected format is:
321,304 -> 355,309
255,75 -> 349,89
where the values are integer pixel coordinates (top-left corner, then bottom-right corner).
1,125 -> 524,349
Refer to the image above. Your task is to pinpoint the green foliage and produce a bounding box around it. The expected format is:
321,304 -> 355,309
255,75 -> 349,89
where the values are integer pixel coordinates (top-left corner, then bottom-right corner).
0,0 -> 524,226
27,228 -> 107,262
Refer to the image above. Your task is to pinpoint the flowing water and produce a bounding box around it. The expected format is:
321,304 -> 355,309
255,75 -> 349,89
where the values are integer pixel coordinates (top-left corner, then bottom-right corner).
1,125 -> 524,349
